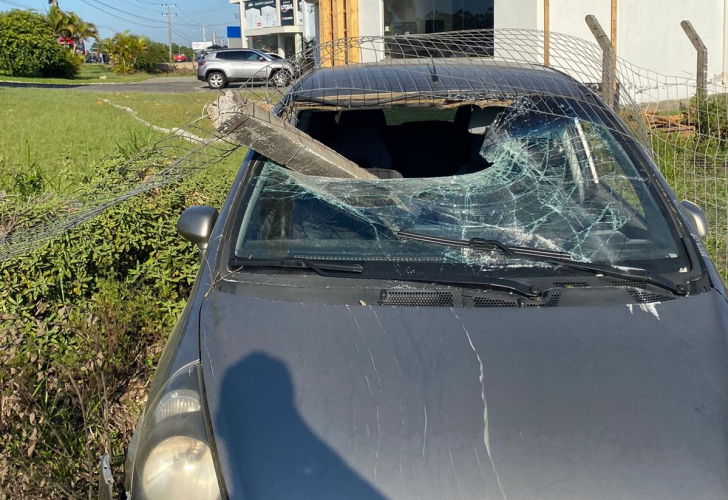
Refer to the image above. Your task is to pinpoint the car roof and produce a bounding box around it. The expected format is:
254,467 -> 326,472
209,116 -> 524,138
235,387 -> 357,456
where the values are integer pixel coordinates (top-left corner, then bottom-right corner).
287,59 -> 592,107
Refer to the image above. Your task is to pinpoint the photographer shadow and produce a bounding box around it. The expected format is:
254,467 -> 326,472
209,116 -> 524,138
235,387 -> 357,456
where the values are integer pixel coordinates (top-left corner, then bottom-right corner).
218,352 -> 387,500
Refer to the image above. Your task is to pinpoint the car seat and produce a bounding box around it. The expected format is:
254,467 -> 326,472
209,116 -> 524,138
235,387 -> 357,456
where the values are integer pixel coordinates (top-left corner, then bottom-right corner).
331,109 -> 394,170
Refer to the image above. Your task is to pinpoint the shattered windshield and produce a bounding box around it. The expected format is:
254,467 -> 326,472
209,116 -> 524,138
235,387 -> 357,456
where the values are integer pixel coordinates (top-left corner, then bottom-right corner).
231,98 -> 685,274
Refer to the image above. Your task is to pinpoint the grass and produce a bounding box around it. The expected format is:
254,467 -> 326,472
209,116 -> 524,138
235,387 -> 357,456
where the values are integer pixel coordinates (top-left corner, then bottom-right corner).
95,92 -> 215,131
0,88 -> 231,195
0,63 -> 154,85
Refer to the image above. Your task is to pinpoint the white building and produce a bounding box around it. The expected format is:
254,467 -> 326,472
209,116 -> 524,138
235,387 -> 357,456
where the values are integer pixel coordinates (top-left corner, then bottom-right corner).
494,0 -> 728,84
292,0 -> 724,82
229,0 -> 305,57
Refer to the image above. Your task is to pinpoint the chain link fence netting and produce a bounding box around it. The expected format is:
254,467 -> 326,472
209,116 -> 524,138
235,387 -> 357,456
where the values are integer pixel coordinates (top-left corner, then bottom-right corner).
2,28 -> 727,279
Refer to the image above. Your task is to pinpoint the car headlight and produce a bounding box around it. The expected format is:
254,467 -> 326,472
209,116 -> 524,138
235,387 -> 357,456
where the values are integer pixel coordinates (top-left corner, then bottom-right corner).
130,362 -> 224,500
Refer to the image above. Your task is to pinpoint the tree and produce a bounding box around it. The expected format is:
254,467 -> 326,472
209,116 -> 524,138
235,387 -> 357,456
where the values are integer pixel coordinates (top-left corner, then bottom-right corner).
0,9 -> 80,77
46,5 -> 72,38
45,6 -> 99,51
98,31 -> 149,73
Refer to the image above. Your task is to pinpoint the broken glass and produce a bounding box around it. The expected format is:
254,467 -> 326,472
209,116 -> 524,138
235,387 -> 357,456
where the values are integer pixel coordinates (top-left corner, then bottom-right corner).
232,98 -> 685,273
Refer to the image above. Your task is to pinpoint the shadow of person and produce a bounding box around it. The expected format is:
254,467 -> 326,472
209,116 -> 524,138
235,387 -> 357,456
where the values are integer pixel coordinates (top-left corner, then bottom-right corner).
217,352 -> 387,500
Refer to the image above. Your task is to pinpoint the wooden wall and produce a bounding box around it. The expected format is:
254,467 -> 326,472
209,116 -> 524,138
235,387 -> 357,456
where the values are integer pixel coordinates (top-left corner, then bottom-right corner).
318,0 -> 359,66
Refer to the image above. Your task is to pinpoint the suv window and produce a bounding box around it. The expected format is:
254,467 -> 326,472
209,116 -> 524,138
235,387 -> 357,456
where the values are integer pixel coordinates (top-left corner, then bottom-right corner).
217,51 -> 243,61
242,51 -> 265,61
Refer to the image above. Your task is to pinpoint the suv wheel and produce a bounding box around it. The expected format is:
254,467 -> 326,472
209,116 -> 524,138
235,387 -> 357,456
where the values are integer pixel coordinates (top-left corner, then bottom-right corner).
207,71 -> 227,89
269,69 -> 291,88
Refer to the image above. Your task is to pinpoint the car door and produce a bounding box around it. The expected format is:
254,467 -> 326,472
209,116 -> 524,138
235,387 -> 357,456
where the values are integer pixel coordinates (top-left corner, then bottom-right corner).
240,50 -> 270,80
220,51 -> 246,81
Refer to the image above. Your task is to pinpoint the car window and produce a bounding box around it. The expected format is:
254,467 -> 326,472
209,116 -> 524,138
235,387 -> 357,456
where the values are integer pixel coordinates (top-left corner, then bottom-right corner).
242,51 -> 264,61
223,51 -> 246,61
231,100 -> 687,275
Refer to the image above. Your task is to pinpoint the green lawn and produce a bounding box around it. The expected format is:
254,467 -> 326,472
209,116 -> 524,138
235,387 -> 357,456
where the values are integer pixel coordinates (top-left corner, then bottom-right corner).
0,89 -> 225,195
95,91 -> 216,132
0,63 -> 154,85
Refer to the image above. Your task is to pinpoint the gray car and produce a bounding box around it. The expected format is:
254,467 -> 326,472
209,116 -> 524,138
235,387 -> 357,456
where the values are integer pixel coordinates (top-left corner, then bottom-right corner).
102,59 -> 728,500
197,48 -> 294,89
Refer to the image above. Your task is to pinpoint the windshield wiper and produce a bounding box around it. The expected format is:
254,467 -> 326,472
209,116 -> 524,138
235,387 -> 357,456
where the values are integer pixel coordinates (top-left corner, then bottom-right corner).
397,230 -> 687,296
233,255 -> 541,299
230,257 -> 363,277
398,230 -> 573,260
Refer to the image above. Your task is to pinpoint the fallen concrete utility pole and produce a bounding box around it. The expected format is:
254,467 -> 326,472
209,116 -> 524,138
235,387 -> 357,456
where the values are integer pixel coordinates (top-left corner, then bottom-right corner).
208,91 -> 377,180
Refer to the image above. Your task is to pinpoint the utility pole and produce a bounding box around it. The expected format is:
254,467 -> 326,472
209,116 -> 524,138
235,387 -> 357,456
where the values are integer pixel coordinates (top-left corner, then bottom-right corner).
211,29 -> 216,45
167,4 -> 172,61
162,4 -> 174,61
201,24 -> 207,42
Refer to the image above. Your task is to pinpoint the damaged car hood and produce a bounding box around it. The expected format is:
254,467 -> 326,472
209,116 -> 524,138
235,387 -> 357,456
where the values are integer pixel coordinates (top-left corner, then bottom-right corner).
199,289 -> 728,500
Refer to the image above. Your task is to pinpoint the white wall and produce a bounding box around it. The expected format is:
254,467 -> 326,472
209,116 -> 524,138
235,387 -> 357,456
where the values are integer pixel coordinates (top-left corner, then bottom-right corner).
550,0 -> 610,47
494,0 -> 540,30
618,0 -> 723,81
495,0 -> 725,82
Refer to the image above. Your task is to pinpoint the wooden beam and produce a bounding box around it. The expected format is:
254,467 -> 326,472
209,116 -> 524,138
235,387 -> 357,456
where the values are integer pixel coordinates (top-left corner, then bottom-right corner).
347,0 -> 360,62
611,0 -> 617,54
544,0 -> 550,66
319,0 -> 334,67
332,0 -> 347,65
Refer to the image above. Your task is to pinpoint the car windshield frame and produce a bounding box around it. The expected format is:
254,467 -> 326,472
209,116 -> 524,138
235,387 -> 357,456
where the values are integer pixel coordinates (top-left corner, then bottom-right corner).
222,93 -> 697,285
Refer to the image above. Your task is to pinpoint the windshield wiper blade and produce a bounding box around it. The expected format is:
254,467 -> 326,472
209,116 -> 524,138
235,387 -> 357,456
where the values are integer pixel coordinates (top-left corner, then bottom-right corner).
397,230 -> 687,296
397,230 -> 573,260
230,257 -> 363,276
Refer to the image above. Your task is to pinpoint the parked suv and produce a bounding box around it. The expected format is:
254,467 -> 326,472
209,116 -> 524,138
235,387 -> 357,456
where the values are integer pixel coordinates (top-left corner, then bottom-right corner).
197,48 -> 295,89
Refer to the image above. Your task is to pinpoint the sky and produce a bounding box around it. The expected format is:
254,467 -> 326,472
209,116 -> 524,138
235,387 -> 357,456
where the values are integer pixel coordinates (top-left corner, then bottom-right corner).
0,0 -> 240,46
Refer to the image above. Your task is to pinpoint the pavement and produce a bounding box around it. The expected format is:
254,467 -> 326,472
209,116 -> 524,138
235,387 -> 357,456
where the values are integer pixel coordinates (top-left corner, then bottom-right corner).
0,76 -> 247,94
75,76 -> 211,93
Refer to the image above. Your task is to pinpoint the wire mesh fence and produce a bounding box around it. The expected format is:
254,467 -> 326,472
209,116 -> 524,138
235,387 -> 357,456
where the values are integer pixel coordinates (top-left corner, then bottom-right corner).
2,28 -> 728,280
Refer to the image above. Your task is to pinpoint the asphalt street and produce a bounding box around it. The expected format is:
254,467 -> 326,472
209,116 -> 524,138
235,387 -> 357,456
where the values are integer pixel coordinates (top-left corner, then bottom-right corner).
0,76 -> 254,93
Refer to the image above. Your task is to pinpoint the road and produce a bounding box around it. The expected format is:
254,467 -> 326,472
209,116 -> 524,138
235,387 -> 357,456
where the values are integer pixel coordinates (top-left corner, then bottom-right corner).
0,76 -> 260,94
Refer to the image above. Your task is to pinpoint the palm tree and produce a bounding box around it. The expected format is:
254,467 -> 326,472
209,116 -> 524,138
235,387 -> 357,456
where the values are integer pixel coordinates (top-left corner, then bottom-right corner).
46,7 -> 99,53
104,31 -> 149,73
73,20 -> 99,45
46,6 -> 72,39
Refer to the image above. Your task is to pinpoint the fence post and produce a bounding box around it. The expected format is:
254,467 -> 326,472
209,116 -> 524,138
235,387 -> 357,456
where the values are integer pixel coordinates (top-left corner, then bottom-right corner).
585,15 -> 615,107
681,20 -> 708,98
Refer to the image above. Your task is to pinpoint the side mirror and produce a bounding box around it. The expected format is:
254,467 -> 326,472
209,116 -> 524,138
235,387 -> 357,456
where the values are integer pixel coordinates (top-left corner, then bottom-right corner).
681,200 -> 708,241
177,205 -> 219,253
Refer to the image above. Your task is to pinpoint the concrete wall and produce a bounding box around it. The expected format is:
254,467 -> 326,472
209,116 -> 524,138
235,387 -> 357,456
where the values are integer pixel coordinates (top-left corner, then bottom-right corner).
550,0 -> 610,47
358,0 -> 386,62
618,0 -> 723,81
494,0 -> 541,30
495,0 -> 726,82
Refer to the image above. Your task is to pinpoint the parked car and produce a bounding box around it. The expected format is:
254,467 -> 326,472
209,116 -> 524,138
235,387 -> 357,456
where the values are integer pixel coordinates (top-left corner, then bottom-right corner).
197,48 -> 295,89
173,53 -> 188,62
102,59 -> 728,500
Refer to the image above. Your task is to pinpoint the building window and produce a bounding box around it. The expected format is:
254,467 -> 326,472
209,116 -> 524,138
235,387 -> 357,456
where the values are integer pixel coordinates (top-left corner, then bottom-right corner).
383,0 -> 494,36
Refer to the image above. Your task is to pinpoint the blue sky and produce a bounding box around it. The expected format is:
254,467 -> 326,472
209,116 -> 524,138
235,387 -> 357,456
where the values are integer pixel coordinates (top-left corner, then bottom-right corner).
0,0 -> 240,46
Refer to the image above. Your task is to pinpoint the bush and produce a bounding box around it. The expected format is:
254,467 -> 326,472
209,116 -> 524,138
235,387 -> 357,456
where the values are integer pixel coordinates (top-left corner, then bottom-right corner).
687,92 -> 728,142
0,149 -> 240,499
0,9 -> 80,78
133,41 -> 170,73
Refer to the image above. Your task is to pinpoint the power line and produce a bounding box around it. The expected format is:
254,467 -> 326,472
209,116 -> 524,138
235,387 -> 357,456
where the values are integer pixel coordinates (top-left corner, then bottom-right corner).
80,0 -> 166,27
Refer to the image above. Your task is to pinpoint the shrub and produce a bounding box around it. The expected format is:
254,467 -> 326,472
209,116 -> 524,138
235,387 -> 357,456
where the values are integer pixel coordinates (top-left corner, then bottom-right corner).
133,41 -> 170,73
686,92 -> 728,142
0,149 -> 240,498
0,10 -> 80,78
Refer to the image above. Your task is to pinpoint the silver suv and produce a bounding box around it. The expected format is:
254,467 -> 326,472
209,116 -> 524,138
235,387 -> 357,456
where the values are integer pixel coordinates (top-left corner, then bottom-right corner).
197,48 -> 295,89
